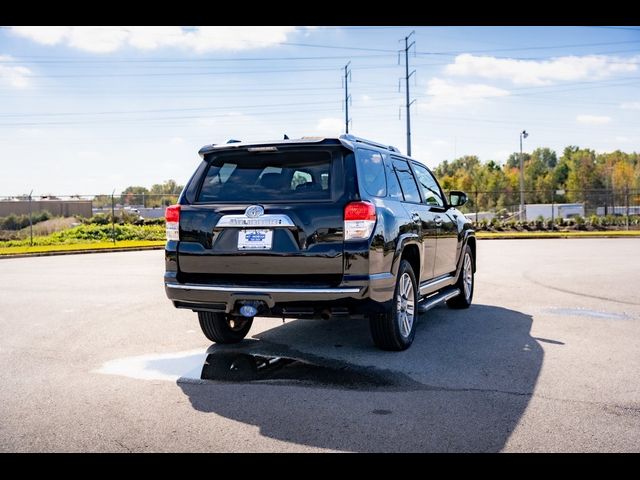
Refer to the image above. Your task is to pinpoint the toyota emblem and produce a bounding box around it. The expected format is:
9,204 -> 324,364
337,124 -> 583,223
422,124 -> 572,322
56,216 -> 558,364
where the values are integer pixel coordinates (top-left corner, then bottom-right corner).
245,205 -> 264,218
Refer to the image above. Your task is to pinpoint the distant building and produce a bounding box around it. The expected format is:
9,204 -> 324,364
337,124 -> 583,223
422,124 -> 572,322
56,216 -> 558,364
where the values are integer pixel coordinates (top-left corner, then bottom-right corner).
92,206 -> 165,219
595,206 -> 640,216
525,203 -> 584,221
0,199 -> 92,218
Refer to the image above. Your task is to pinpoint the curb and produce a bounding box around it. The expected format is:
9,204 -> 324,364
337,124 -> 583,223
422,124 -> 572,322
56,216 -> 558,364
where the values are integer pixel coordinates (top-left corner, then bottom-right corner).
477,234 -> 640,240
0,245 -> 164,259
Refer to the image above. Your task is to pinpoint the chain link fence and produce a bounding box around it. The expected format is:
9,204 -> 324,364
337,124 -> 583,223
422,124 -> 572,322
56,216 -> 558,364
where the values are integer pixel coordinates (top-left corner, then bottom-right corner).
456,188 -> 640,231
1,189 -> 639,246
0,193 -> 179,246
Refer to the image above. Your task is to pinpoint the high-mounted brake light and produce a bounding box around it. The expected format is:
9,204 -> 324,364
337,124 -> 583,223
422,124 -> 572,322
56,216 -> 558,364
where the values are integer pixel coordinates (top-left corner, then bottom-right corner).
165,204 -> 180,241
247,146 -> 278,152
344,201 -> 376,241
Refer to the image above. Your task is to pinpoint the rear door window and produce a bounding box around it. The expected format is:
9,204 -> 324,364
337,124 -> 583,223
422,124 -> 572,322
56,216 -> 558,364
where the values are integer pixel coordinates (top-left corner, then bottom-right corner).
391,157 -> 421,203
197,150 -> 332,202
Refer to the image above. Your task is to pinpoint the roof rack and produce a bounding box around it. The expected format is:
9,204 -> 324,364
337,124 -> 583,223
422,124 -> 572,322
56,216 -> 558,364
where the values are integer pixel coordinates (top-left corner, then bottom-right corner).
339,134 -> 400,153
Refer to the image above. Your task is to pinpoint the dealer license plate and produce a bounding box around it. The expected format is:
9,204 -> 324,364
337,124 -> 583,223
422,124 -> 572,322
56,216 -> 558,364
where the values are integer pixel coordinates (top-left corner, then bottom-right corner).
237,229 -> 273,250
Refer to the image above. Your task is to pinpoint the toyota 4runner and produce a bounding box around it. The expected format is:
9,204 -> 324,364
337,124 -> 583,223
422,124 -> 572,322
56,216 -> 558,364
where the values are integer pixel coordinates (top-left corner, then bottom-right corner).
164,134 -> 476,351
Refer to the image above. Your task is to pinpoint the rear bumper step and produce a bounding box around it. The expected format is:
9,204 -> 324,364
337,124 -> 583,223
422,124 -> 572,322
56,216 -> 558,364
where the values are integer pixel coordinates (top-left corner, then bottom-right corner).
418,288 -> 460,313
166,283 -> 360,294
165,282 -> 364,314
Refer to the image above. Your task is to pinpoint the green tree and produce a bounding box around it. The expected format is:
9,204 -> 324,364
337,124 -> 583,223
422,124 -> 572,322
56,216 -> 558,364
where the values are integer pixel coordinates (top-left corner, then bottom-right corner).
148,180 -> 184,207
121,185 -> 150,207
505,152 -> 531,169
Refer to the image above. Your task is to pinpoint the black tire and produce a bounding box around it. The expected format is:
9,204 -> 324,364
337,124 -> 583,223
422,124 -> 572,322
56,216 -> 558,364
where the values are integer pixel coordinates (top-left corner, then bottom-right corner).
369,259 -> 418,351
198,311 -> 253,344
447,244 -> 474,309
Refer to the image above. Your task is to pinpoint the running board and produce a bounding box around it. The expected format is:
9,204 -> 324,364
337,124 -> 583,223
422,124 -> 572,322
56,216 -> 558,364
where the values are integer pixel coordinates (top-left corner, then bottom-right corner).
417,288 -> 461,313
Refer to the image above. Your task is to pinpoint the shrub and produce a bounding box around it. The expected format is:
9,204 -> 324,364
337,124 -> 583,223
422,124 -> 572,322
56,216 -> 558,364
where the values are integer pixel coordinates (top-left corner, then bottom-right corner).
0,224 -> 165,248
83,213 -> 111,225
0,211 -> 52,230
142,217 -> 165,226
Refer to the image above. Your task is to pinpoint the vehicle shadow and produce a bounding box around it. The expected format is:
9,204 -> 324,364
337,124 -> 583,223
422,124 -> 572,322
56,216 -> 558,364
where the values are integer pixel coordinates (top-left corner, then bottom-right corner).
177,304 -> 542,452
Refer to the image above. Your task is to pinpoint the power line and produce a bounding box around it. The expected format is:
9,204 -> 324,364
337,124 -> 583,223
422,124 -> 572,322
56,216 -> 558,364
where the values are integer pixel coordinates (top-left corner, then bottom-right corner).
0,53 -> 393,63
23,66 -> 350,78
278,42 -> 399,53
0,100 -> 348,118
579,26 -> 640,32
0,101 -> 406,127
415,39 -> 640,56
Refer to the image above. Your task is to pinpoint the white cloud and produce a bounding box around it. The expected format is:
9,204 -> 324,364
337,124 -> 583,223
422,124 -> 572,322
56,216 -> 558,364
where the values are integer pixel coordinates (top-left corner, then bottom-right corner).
430,139 -> 449,147
10,26 -> 68,45
620,101 -> 640,110
576,114 -> 612,125
445,53 -> 638,86
421,78 -> 510,110
315,117 -> 344,135
0,55 -> 31,88
169,136 -> 185,145
10,26 -> 300,53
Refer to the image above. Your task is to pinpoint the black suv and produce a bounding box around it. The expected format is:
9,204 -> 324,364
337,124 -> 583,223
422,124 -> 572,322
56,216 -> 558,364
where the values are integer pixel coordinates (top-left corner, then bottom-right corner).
164,135 -> 475,351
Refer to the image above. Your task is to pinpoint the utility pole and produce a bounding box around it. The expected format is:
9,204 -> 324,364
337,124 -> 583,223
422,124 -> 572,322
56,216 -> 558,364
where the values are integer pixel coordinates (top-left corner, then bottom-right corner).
399,31 -> 416,156
519,130 -> 529,222
343,61 -> 351,134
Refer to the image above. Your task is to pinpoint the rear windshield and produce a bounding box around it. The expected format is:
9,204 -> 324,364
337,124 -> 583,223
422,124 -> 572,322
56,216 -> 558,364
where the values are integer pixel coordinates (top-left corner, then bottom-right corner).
197,150 -> 332,202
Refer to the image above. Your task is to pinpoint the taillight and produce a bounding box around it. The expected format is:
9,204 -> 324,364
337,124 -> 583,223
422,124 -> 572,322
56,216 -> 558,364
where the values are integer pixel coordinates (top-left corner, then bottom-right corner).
165,204 -> 180,241
344,201 -> 376,241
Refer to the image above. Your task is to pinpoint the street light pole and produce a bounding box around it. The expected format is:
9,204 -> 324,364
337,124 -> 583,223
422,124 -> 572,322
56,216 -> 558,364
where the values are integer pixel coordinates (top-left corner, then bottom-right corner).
519,130 -> 528,222
28,189 -> 33,246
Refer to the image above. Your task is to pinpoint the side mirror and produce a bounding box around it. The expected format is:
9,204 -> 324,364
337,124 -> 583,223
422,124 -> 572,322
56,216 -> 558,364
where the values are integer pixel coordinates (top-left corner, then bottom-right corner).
449,190 -> 468,208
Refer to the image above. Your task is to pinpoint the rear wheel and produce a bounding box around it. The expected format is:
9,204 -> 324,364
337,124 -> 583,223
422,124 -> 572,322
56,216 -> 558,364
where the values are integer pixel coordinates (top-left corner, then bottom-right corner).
446,244 -> 474,309
369,259 -> 418,351
198,311 -> 253,344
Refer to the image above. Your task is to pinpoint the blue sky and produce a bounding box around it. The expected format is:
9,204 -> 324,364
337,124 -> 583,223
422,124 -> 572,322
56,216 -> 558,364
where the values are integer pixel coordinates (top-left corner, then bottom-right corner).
0,25 -> 639,195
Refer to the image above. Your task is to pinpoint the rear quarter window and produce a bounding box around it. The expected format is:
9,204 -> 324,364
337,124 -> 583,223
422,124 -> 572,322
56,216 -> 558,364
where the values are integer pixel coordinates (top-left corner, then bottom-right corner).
355,148 -> 387,197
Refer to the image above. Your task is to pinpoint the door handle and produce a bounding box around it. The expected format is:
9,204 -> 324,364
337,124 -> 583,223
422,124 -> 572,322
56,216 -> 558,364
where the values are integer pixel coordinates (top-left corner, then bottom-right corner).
434,215 -> 443,227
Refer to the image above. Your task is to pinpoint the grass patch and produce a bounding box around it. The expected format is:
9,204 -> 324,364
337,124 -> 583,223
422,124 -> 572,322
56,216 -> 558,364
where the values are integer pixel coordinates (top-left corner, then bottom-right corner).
477,230 -> 640,239
0,240 -> 165,256
0,224 -> 165,248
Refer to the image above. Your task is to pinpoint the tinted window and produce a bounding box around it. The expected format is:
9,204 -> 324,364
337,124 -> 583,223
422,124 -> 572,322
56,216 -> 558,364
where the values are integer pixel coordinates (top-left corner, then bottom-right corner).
385,159 -> 404,200
198,151 -> 332,202
356,148 -> 387,197
392,158 -> 421,203
412,162 -> 444,207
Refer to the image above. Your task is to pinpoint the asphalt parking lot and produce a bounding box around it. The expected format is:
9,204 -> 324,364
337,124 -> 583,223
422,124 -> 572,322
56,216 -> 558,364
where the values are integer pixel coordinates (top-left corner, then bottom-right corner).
0,239 -> 639,452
